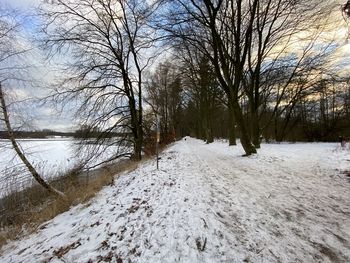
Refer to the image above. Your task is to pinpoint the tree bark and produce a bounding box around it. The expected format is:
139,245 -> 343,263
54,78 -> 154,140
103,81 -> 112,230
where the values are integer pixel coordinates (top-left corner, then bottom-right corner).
228,102 -> 237,146
129,97 -> 142,161
250,107 -> 261,148
231,99 -> 257,155
133,130 -> 142,160
0,83 -> 65,199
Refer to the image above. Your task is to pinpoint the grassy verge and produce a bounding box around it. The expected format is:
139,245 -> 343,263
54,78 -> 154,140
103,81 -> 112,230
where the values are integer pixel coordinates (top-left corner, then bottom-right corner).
0,159 -> 139,249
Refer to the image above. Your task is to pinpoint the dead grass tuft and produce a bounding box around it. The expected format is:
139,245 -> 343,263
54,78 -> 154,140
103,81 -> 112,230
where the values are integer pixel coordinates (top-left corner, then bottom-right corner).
0,160 -> 139,249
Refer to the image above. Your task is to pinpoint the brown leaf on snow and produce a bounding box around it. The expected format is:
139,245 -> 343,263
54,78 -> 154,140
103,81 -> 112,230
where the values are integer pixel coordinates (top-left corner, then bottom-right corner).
53,240 -> 81,259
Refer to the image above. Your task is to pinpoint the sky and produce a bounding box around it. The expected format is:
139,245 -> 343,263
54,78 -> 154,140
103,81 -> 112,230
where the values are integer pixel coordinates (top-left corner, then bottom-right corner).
3,0 -> 40,9
1,0 -> 77,132
4,0 -> 42,30
1,0 -> 350,132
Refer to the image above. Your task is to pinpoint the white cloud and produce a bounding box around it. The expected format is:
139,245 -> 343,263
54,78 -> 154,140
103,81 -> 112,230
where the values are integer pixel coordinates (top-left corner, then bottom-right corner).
2,0 -> 41,10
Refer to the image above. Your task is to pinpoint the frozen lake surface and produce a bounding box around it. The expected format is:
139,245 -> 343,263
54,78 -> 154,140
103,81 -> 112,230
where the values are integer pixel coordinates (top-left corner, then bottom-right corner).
0,138 -> 124,197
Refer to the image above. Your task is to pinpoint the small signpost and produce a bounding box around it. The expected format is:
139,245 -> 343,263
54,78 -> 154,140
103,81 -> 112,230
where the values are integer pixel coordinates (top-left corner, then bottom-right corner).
156,114 -> 160,170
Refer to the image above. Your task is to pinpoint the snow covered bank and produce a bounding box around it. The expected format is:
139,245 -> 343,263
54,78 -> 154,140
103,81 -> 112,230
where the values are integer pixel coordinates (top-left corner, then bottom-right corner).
1,138 -> 349,262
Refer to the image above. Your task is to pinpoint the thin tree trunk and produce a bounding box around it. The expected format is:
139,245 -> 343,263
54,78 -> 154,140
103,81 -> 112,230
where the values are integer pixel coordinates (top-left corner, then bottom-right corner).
206,112 -> 214,144
0,83 -> 65,199
206,109 -> 214,143
206,94 -> 214,144
228,102 -> 237,146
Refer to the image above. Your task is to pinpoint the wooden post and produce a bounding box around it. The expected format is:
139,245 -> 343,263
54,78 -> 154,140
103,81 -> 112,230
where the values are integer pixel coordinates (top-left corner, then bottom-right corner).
156,114 -> 160,170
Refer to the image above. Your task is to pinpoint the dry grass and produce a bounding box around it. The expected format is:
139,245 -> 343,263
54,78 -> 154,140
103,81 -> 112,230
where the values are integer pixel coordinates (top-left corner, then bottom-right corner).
0,160 -> 139,249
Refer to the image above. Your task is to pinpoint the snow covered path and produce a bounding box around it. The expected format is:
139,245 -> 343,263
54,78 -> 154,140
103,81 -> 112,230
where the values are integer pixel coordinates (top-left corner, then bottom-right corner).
1,138 -> 350,262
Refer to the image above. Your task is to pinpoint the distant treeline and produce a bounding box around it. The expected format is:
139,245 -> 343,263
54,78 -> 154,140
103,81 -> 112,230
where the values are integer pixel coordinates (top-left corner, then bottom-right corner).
0,130 -> 75,139
0,128 -> 124,139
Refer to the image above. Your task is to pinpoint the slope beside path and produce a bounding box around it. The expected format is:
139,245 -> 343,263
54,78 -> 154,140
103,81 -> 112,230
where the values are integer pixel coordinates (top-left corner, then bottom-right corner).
1,138 -> 349,262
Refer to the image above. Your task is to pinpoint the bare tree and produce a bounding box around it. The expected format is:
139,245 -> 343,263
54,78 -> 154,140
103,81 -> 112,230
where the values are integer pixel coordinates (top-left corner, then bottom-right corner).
162,0 -> 260,155
0,6 -> 65,198
145,60 -> 183,143
40,0 -> 160,162
0,85 -> 65,198
160,0 -> 337,154
178,47 -> 224,144
243,0 -> 337,147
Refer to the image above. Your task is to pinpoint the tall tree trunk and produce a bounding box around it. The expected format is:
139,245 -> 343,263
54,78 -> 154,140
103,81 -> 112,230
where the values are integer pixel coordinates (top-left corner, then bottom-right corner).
136,72 -> 143,160
206,109 -> 214,143
248,80 -> 261,149
250,107 -> 260,148
0,83 -> 65,199
130,102 -> 142,160
228,102 -> 237,146
206,94 -> 215,144
205,111 -> 214,143
231,99 -> 257,155
203,97 -> 213,144
133,126 -> 143,160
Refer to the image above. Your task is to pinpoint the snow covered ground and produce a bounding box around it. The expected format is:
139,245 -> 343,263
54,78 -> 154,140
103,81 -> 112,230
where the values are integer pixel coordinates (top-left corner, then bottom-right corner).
1,138 -> 349,262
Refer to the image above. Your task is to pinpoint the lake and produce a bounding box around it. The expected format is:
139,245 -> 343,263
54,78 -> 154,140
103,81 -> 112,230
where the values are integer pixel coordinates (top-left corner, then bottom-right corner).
0,138 -> 125,197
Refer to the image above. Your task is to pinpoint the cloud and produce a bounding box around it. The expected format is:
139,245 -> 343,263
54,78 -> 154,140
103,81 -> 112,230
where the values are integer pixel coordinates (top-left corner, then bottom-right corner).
33,107 -> 76,132
0,1 -> 76,132
2,0 -> 41,10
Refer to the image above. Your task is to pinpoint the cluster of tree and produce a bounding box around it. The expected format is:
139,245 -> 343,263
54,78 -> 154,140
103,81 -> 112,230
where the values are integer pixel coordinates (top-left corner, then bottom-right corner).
1,0 -> 350,196
145,58 -> 350,146
143,0 -> 348,153
1,0 -> 349,169
0,127 -> 131,139
0,129 -> 76,139
38,0 -> 348,159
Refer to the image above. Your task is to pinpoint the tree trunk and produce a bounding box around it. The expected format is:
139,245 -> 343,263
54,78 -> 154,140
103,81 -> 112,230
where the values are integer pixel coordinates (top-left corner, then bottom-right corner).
204,103 -> 214,144
231,99 -> 256,155
130,109 -> 142,160
133,128 -> 142,160
0,83 -> 65,199
250,108 -> 260,148
206,126 -> 214,144
228,103 -> 237,146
